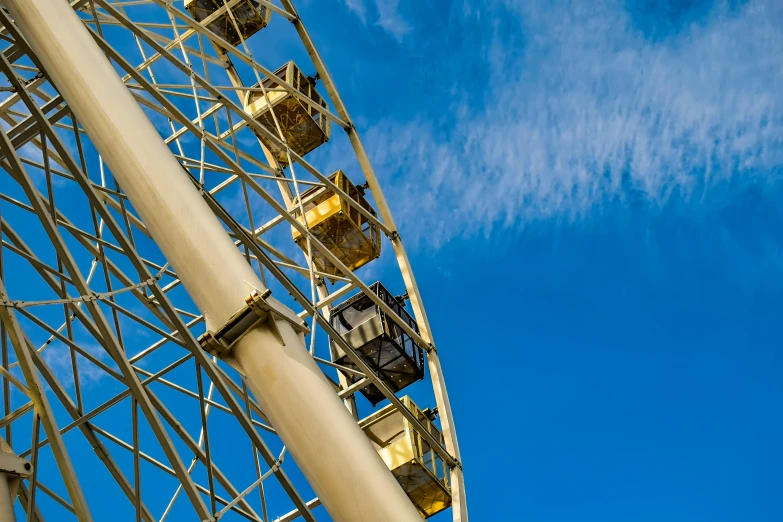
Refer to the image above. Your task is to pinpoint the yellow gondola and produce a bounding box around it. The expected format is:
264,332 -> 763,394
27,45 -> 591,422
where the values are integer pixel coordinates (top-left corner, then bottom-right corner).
360,396 -> 452,518
291,170 -> 381,279
244,61 -> 330,165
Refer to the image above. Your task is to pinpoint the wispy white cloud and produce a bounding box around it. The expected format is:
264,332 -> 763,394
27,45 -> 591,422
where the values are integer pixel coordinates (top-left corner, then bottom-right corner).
344,0 -> 368,24
341,0 -> 412,41
374,0 -> 411,42
364,0 -> 783,246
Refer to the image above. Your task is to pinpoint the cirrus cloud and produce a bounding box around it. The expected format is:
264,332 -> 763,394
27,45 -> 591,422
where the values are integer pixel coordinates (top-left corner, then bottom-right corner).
361,0 -> 783,245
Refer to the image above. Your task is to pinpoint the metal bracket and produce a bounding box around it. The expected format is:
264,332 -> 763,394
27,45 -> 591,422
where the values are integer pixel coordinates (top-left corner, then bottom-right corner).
197,289 -> 310,358
0,437 -> 31,500
0,452 -> 31,479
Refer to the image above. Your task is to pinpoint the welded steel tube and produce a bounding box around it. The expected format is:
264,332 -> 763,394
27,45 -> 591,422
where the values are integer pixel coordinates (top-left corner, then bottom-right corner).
2,1 -> 421,520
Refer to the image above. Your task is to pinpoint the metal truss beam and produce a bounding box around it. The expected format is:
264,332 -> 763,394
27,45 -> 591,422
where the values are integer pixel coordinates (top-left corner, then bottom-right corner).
0,276 -> 93,520
278,1 -> 468,518
0,39 -> 212,520
0,13 -> 316,517
0,0 -> 468,519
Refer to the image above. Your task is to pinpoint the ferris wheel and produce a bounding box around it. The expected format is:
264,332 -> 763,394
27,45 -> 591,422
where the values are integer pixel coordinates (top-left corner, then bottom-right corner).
0,0 -> 466,521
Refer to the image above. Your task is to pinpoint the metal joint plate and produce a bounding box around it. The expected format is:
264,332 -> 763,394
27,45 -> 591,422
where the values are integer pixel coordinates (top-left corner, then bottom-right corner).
198,289 -> 310,357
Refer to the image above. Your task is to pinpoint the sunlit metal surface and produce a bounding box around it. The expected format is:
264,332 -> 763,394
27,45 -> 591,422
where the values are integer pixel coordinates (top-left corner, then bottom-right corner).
0,0 -> 467,519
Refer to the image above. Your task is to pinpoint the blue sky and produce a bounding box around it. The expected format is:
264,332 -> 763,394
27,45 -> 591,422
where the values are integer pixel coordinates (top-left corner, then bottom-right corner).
299,0 -> 783,520
3,0 -> 783,520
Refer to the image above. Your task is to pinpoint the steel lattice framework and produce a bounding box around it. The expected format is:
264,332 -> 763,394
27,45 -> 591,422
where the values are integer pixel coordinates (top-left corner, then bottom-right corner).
0,0 -> 466,520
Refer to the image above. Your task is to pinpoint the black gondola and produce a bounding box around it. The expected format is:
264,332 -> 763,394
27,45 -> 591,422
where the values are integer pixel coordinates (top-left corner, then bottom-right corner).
331,282 -> 425,405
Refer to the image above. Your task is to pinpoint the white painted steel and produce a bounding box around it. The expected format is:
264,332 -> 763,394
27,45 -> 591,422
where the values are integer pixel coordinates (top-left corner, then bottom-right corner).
1,0 -> 421,520
0,472 -> 15,522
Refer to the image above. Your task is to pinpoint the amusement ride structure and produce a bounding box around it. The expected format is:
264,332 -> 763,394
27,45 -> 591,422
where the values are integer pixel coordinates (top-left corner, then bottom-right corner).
0,0 -> 466,520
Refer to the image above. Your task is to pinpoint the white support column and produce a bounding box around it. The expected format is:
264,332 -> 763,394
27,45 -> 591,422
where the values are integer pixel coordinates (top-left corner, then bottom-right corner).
0,472 -> 15,522
1,1 -> 421,521
0,437 -> 32,522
